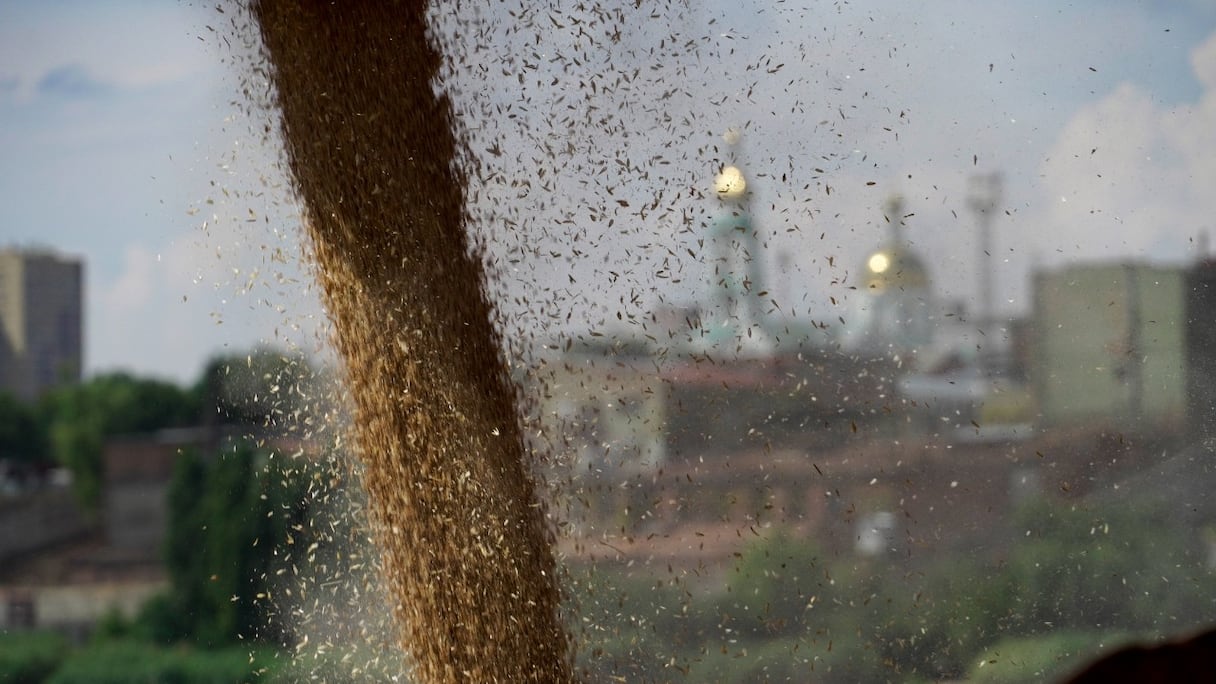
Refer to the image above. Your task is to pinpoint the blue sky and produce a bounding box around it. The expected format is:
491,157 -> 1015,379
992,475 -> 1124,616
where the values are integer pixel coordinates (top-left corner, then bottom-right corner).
2,1 -> 1215,383
1,0 -> 322,384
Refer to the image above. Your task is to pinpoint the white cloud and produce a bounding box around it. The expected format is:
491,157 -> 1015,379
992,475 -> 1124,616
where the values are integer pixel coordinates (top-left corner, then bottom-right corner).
89,202 -> 328,384
100,245 -> 156,318
1033,29 -> 1216,271
1194,29 -> 1216,91
0,2 -> 215,104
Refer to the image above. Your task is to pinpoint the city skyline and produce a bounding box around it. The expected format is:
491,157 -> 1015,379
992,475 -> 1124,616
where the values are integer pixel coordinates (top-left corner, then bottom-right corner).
2,1 -> 1216,384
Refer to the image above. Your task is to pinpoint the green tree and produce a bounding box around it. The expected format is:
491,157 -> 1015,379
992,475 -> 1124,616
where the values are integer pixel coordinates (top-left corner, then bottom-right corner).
32,348 -> 323,510
156,448 -> 210,643
1003,497 -> 1215,635
720,529 -> 831,638
193,347 -> 322,429
872,555 -> 1019,680
44,387 -> 104,508
873,496 -> 1216,680
39,373 -> 200,509
160,441 -> 316,647
0,391 -> 48,464
0,630 -> 68,683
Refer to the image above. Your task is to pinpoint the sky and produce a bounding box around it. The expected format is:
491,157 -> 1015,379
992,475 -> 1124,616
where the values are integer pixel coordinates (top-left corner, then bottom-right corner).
2,1 -> 1215,384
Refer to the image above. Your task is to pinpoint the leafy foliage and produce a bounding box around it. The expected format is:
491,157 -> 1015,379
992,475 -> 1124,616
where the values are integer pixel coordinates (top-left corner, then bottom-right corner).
1002,497 -> 1216,634
2,346 -> 317,512
38,373 -> 200,509
159,442 -> 315,647
0,392 -> 47,464
720,529 -> 830,638
863,497 -> 1216,680
0,630 -> 68,684
573,494 -> 1216,683
193,347 -> 321,429
967,630 -> 1140,684
45,640 -> 278,684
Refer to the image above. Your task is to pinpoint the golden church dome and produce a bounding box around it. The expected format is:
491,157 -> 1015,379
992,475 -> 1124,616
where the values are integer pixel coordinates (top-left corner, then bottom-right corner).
862,244 -> 931,291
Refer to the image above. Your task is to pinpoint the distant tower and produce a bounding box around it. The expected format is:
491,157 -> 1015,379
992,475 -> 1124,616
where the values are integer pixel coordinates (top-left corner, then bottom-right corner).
841,196 -> 934,355
0,248 -> 84,401
703,128 -> 771,356
967,172 -> 1002,331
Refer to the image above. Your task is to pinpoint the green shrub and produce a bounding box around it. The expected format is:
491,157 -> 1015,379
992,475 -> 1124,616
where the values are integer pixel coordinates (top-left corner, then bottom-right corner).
1004,498 -> 1216,635
46,641 -> 278,684
0,630 -> 69,684
162,444 -> 323,648
128,593 -> 192,645
967,630 -> 1139,684
720,530 -> 831,639
682,632 -> 897,684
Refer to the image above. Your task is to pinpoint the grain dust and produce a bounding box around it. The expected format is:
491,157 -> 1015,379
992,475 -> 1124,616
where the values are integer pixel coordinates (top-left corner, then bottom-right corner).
249,3 -> 573,682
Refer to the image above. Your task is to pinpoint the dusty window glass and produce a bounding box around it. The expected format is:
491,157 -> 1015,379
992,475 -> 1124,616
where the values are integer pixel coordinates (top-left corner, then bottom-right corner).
410,3 -> 1216,682
22,1 -> 1205,681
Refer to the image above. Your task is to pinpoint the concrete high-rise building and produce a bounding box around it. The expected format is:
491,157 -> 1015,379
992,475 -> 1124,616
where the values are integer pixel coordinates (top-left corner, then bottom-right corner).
0,248 -> 83,401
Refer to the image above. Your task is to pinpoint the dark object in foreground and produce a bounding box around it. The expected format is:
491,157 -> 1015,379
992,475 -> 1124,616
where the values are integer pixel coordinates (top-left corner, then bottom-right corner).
1061,627 -> 1216,684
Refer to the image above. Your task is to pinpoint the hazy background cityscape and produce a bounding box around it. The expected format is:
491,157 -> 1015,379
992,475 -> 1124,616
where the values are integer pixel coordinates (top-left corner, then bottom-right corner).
3,1 -> 1216,381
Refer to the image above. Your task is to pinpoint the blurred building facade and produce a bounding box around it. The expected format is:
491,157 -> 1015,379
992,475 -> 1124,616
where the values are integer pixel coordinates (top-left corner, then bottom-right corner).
0,248 -> 83,401
1031,262 -> 1186,430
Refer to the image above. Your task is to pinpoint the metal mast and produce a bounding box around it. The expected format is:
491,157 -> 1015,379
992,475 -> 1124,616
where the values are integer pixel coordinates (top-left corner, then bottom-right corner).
967,172 -> 1002,332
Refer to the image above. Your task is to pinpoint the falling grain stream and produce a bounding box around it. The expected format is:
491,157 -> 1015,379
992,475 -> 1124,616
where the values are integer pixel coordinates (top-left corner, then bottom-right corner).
251,2 -> 572,682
